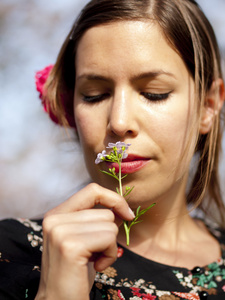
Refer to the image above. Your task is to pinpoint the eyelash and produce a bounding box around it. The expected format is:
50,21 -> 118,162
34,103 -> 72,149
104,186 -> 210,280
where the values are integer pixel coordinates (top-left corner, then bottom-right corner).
81,91 -> 171,103
82,93 -> 109,103
141,92 -> 171,102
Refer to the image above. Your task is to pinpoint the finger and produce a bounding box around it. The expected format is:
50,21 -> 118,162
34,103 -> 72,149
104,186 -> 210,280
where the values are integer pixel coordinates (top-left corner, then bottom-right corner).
45,221 -> 119,245
75,231 -> 118,272
94,244 -> 118,272
43,209 -> 116,231
45,225 -> 118,271
47,183 -> 135,221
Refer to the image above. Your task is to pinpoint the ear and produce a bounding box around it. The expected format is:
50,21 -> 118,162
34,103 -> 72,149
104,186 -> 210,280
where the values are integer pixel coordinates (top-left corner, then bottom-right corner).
199,78 -> 225,134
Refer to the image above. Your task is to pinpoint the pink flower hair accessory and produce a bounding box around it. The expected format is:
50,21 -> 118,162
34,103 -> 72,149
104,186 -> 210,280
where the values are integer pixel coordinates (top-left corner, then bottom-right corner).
35,64 -> 76,128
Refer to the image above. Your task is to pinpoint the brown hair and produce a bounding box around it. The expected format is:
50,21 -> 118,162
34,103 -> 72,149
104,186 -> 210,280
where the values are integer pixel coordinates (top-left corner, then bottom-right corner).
44,0 -> 225,226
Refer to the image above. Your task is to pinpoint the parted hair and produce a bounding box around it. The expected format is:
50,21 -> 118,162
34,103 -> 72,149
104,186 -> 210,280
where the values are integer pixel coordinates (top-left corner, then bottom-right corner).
44,0 -> 225,226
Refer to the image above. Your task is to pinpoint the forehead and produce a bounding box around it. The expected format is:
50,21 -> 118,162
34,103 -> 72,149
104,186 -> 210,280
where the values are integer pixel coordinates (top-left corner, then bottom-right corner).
75,20 -> 189,82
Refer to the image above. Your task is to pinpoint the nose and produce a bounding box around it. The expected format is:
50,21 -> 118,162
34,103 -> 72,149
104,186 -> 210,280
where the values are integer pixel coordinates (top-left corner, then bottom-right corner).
107,88 -> 139,138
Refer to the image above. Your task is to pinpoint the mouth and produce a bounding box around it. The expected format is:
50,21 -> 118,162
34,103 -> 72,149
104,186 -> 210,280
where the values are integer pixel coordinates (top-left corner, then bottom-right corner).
106,154 -> 150,174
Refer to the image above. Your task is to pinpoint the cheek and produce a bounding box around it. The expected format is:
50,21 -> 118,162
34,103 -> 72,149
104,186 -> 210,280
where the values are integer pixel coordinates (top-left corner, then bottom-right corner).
151,100 -> 198,161
75,112 -> 93,144
74,108 -> 98,176
74,104 -> 106,155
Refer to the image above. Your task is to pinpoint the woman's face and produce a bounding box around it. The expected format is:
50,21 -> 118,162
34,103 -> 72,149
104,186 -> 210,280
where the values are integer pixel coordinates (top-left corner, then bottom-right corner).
74,21 -> 199,208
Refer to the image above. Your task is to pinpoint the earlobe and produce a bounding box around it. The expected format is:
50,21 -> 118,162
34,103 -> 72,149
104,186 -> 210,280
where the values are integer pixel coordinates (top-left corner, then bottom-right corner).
199,78 -> 225,134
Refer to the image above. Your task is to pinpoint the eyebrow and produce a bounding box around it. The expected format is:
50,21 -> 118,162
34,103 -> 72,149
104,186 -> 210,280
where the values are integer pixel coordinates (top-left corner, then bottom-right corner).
76,74 -> 111,82
131,70 -> 176,81
76,70 -> 176,82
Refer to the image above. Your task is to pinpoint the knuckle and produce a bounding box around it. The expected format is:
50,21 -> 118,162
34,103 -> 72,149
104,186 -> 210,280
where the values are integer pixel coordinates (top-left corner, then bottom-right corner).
111,222 -> 119,235
86,183 -> 125,209
58,237 -> 89,262
43,210 -> 52,218
103,222 -> 119,236
88,182 -> 100,194
42,215 -> 56,234
101,209 -> 115,221
87,183 -> 105,205
48,224 -> 65,245
103,230 -> 118,246
58,238 -> 77,258
43,221 -> 67,248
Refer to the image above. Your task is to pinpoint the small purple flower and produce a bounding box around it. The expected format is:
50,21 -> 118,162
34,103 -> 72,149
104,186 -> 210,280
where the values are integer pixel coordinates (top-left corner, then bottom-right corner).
95,150 -> 107,164
107,141 -> 131,150
107,142 -> 131,161
95,142 -> 131,165
122,152 -> 128,159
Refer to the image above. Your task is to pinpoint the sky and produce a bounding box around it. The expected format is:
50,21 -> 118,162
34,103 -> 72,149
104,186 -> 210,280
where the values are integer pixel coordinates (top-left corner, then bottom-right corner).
0,0 -> 225,219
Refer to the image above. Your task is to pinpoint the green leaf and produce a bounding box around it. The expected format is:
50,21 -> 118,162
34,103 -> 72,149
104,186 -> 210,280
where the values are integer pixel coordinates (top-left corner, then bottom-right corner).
208,263 -> 219,270
136,206 -> 141,215
221,269 -> 225,278
197,277 -> 205,287
130,220 -> 143,226
137,203 -> 156,217
100,170 -> 119,181
123,186 -> 135,197
208,281 -> 217,289
206,273 -> 214,281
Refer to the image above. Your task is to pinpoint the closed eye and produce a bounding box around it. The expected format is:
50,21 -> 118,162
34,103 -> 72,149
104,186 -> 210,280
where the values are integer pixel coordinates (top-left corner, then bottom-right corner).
82,93 -> 110,103
141,92 -> 171,102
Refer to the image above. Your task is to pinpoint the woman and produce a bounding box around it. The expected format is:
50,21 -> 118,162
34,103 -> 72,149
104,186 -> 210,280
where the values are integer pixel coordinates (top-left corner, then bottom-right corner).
1,0 -> 225,299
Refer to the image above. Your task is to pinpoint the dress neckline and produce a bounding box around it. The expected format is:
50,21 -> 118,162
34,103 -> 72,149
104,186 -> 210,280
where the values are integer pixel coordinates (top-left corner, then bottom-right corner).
117,220 -> 225,272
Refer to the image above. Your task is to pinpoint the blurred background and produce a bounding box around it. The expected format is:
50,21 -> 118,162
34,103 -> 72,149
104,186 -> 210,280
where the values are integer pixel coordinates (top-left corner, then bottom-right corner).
0,0 -> 225,219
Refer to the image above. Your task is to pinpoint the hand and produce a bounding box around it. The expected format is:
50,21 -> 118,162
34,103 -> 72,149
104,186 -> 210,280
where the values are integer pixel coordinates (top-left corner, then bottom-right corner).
35,183 -> 134,300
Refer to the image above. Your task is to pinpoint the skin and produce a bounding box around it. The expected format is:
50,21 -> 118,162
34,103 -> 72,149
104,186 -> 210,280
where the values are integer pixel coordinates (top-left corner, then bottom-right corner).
35,21 -> 223,299
74,21 -> 198,210
74,19 -> 200,240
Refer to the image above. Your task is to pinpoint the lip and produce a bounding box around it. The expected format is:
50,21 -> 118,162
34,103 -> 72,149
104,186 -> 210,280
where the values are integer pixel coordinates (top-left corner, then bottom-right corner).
106,154 -> 150,174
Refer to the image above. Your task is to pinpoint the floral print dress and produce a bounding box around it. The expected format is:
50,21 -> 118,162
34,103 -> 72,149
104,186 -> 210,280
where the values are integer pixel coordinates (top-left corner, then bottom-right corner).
91,224 -> 225,300
0,218 -> 225,299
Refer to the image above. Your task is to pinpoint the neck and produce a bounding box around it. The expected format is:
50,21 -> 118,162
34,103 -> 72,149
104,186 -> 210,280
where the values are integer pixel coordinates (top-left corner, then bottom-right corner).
117,177 -> 221,269
118,177 -> 195,256
118,201 -> 192,248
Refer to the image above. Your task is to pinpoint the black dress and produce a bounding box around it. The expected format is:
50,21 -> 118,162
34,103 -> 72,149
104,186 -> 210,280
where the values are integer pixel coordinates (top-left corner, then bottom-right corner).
1,218 -> 225,299
0,219 -> 42,299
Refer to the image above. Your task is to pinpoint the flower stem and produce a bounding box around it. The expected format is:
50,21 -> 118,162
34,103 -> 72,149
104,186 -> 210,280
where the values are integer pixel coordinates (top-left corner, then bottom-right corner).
123,221 -> 130,246
118,151 -> 131,246
96,142 -> 155,247
118,161 -> 123,197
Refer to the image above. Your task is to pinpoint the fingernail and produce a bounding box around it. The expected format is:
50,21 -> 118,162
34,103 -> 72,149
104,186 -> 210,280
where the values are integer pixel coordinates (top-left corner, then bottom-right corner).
129,207 -> 135,219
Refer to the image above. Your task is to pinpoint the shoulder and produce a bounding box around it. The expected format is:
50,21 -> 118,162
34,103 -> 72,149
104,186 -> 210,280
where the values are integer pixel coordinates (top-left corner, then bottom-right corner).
204,220 -> 225,246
